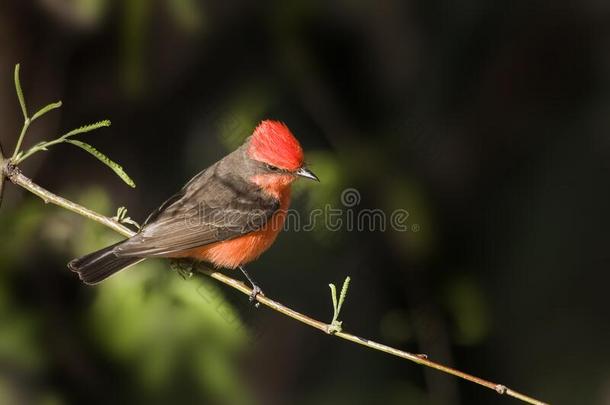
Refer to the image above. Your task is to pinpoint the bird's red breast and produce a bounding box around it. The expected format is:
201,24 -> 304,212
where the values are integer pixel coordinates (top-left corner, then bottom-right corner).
175,173 -> 293,268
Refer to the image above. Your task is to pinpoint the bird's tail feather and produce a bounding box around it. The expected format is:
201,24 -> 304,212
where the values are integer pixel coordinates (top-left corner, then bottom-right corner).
68,241 -> 143,285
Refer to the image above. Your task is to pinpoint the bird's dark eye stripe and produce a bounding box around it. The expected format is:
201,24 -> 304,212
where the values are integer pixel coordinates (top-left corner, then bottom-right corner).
265,164 -> 281,172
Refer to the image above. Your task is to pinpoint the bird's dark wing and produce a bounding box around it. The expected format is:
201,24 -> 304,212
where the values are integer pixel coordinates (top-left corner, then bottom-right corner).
115,166 -> 279,257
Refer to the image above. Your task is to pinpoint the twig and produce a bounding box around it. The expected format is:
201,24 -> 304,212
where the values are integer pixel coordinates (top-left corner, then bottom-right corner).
1,166 -> 549,405
5,166 -> 133,237
199,269 -> 546,405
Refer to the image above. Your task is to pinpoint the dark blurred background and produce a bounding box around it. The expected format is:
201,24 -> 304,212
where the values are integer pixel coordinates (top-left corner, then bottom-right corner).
1,1 -> 609,404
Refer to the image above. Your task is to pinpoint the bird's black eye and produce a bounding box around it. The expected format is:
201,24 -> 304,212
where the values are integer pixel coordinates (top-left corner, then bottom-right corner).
265,164 -> 281,172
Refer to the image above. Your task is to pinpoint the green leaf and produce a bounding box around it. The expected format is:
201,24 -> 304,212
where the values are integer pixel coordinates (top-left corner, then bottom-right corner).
14,64 -> 28,119
337,276 -> 351,314
329,283 -> 338,314
31,101 -> 62,122
63,120 -> 111,138
66,140 -> 136,188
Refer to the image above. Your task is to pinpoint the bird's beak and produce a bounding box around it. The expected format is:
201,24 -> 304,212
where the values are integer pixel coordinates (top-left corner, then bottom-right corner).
296,166 -> 320,182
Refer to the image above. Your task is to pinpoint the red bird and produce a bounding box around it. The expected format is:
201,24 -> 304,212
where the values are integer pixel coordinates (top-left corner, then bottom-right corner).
68,120 -> 318,299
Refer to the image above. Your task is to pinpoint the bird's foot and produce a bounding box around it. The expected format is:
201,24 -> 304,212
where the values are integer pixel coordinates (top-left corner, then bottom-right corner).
249,285 -> 264,308
239,266 -> 264,308
170,259 -> 194,279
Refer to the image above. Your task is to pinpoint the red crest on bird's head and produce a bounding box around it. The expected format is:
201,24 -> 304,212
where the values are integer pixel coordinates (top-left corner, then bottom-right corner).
247,120 -> 304,171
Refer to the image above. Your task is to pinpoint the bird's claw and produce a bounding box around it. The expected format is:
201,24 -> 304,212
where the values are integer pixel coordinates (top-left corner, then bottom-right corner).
170,259 -> 194,279
249,285 -> 264,308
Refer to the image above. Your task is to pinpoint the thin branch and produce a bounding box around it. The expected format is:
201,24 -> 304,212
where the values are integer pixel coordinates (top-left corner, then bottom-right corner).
199,269 -> 547,405
13,120 -> 113,165
5,166 -> 133,237
1,166 -> 549,405
13,118 -> 31,161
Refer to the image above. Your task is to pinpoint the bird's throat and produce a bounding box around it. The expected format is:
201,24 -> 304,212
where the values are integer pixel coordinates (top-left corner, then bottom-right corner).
250,173 -> 294,200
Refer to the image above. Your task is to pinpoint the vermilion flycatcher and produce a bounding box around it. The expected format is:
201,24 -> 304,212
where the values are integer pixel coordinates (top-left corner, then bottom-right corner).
68,120 -> 318,299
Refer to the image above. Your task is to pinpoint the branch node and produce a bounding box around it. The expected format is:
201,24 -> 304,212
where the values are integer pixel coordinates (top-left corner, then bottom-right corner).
4,160 -> 19,180
495,385 -> 508,395
326,323 -> 341,335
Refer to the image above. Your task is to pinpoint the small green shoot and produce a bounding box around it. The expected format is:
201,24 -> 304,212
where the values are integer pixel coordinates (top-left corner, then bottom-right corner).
328,276 -> 351,334
10,64 -> 135,188
112,206 -> 141,230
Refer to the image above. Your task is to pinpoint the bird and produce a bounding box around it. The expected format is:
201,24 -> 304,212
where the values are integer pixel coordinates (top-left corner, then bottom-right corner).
68,120 -> 319,300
